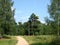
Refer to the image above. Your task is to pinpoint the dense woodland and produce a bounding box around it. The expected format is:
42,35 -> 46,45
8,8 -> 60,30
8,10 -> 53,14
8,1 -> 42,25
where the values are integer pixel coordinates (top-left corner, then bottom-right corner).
0,0 -> 60,36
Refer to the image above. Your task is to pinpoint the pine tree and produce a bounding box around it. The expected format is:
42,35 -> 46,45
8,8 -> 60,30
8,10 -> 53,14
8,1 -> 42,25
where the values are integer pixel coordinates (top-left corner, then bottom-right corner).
0,0 -> 16,35
28,13 -> 41,35
48,0 -> 60,35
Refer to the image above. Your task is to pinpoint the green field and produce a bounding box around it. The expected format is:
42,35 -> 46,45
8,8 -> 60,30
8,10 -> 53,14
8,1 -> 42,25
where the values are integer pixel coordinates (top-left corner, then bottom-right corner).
0,35 -> 59,45
0,36 -> 17,45
22,35 -> 57,45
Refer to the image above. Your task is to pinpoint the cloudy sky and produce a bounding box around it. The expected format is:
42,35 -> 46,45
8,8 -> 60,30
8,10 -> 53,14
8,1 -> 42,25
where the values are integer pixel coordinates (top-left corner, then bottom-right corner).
13,0 -> 50,23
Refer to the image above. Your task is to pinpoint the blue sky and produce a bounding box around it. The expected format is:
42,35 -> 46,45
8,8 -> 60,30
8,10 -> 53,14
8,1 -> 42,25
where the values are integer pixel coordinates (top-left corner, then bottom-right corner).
13,0 -> 50,23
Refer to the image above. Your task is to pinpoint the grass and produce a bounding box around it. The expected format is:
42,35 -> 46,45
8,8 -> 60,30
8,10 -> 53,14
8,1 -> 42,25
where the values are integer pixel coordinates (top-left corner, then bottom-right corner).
0,36 -> 17,45
22,35 -> 56,45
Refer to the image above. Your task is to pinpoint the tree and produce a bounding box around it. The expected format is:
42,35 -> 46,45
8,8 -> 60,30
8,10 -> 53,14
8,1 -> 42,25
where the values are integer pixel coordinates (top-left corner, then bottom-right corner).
28,13 -> 41,35
45,17 -> 55,35
0,0 -> 16,35
17,22 -> 25,35
23,22 -> 29,35
48,0 -> 60,35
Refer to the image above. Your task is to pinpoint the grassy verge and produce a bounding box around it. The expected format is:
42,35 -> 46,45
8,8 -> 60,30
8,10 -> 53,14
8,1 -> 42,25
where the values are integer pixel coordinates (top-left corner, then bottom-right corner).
22,35 -> 56,45
0,36 -> 17,45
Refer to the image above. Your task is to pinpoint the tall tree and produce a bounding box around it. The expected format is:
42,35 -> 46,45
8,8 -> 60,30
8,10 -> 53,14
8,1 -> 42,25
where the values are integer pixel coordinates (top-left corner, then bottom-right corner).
0,0 -> 16,35
48,0 -> 60,35
28,13 -> 41,35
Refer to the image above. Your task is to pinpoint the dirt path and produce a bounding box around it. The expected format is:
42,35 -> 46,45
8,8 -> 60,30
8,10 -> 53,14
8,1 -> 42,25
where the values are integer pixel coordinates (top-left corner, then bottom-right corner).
16,36 -> 29,45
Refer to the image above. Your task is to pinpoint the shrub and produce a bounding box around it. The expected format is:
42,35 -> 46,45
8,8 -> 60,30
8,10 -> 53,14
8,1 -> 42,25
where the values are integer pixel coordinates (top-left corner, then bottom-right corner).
2,35 -> 11,39
51,36 -> 60,45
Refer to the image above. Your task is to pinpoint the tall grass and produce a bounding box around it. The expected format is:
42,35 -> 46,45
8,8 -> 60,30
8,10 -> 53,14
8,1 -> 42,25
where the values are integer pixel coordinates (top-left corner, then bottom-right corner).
22,35 -> 57,45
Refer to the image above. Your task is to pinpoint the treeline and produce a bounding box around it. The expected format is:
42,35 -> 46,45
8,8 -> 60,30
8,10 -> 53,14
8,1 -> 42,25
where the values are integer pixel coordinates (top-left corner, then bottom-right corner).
0,0 -> 60,36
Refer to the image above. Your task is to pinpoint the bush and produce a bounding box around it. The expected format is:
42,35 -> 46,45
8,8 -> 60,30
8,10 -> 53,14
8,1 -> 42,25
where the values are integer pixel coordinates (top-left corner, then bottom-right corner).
51,36 -> 60,45
2,35 -> 11,39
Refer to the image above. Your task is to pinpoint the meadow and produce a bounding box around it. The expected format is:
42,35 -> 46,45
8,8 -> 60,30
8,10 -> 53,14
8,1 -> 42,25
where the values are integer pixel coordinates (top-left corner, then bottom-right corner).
0,36 -> 17,45
0,35 -> 60,45
22,35 -> 57,45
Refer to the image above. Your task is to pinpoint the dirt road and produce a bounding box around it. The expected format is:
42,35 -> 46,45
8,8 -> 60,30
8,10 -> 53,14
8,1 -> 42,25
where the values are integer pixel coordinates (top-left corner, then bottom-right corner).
16,36 -> 29,45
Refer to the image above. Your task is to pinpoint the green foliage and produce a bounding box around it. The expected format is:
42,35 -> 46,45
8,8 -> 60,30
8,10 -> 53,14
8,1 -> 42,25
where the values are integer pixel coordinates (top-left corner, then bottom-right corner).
0,0 -> 60,36
23,13 -> 41,35
2,35 -> 11,39
17,22 -> 25,35
0,0 -> 16,35
47,0 -> 60,35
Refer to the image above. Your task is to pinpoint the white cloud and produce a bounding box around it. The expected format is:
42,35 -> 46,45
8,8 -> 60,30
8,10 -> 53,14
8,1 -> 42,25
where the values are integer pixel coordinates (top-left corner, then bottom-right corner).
11,7 -> 14,11
40,20 -> 45,23
40,20 -> 47,25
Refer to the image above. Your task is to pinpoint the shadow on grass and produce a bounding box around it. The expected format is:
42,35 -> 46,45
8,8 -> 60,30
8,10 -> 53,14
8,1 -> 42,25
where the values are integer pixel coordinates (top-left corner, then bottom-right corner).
30,41 -> 60,45
31,43 -> 51,45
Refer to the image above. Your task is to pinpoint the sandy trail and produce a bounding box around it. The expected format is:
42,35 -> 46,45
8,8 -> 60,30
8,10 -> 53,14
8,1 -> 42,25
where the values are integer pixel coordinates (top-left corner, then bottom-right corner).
16,36 -> 29,45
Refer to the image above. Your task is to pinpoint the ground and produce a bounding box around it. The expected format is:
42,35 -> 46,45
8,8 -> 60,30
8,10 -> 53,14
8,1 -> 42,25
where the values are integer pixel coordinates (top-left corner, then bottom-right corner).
0,35 -> 59,45
16,36 -> 29,45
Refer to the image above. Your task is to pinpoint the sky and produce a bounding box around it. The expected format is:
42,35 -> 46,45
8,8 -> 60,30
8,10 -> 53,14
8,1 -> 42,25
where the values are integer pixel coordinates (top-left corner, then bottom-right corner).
13,0 -> 50,23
